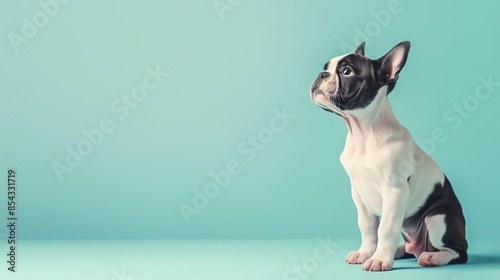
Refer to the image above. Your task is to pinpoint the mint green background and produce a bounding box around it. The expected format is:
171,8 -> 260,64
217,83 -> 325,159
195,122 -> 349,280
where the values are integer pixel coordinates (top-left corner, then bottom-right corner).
1,0 -> 500,243
2,1 -> 500,279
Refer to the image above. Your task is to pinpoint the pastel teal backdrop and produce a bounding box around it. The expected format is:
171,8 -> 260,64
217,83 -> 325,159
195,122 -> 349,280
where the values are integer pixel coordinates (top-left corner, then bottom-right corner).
1,0 -> 499,243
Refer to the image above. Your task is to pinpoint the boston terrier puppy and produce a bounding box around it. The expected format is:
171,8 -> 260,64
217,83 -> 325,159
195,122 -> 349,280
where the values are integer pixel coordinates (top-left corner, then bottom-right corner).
310,41 -> 467,271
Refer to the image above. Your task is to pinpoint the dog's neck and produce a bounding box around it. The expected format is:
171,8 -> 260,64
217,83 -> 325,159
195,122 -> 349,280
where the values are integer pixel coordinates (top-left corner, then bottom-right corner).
342,93 -> 402,148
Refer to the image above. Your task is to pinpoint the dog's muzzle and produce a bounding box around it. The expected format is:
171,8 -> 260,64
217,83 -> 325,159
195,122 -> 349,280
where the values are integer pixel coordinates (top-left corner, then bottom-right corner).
310,71 -> 333,101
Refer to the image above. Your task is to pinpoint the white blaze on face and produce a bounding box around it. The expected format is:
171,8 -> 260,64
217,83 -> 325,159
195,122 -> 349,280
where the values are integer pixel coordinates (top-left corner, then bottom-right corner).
312,54 -> 349,115
324,54 -> 349,73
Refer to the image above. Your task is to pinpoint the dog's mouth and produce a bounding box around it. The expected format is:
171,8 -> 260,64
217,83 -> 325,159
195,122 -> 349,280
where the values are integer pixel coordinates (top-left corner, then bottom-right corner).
311,86 -> 343,113
310,86 -> 320,102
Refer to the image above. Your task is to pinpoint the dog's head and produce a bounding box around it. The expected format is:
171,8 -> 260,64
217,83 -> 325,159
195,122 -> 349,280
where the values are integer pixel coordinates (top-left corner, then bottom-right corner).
310,41 -> 410,117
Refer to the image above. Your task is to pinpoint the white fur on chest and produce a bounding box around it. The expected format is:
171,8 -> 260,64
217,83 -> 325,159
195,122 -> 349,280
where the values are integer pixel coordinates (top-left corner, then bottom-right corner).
339,92 -> 443,219
341,139 -> 390,216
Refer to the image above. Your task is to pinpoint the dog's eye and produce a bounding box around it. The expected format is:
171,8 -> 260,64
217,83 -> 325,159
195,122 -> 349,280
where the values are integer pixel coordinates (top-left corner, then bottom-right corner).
341,66 -> 353,76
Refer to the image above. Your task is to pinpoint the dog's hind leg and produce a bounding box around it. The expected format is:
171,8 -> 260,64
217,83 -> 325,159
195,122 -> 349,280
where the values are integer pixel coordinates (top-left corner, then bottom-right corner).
418,214 -> 468,267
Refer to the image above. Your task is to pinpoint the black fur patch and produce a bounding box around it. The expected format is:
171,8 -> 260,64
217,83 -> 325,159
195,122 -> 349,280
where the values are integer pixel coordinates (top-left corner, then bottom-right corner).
323,62 -> 330,70
330,54 -> 383,111
403,176 -> 468,264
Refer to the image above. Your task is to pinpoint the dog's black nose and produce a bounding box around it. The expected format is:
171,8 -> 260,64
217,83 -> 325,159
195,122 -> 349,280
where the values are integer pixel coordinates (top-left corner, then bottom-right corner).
319,71 -> 330,80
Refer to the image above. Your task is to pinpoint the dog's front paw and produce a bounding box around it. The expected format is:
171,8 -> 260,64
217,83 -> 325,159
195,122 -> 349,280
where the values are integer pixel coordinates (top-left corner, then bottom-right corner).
362,256 -> 394,271
345,250 -> 374,264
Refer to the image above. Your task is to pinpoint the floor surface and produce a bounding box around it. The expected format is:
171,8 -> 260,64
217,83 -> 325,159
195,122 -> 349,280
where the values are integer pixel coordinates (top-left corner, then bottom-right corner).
1,238 -> 499,280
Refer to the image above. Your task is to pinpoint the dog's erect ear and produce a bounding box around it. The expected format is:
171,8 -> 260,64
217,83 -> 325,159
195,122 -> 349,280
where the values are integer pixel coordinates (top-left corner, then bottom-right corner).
377,41 -> 410,84
354,42 -> 365,56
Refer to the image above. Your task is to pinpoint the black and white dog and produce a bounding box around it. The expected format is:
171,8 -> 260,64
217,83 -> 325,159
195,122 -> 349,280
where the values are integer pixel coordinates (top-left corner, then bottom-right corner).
310,41 -> 468,271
